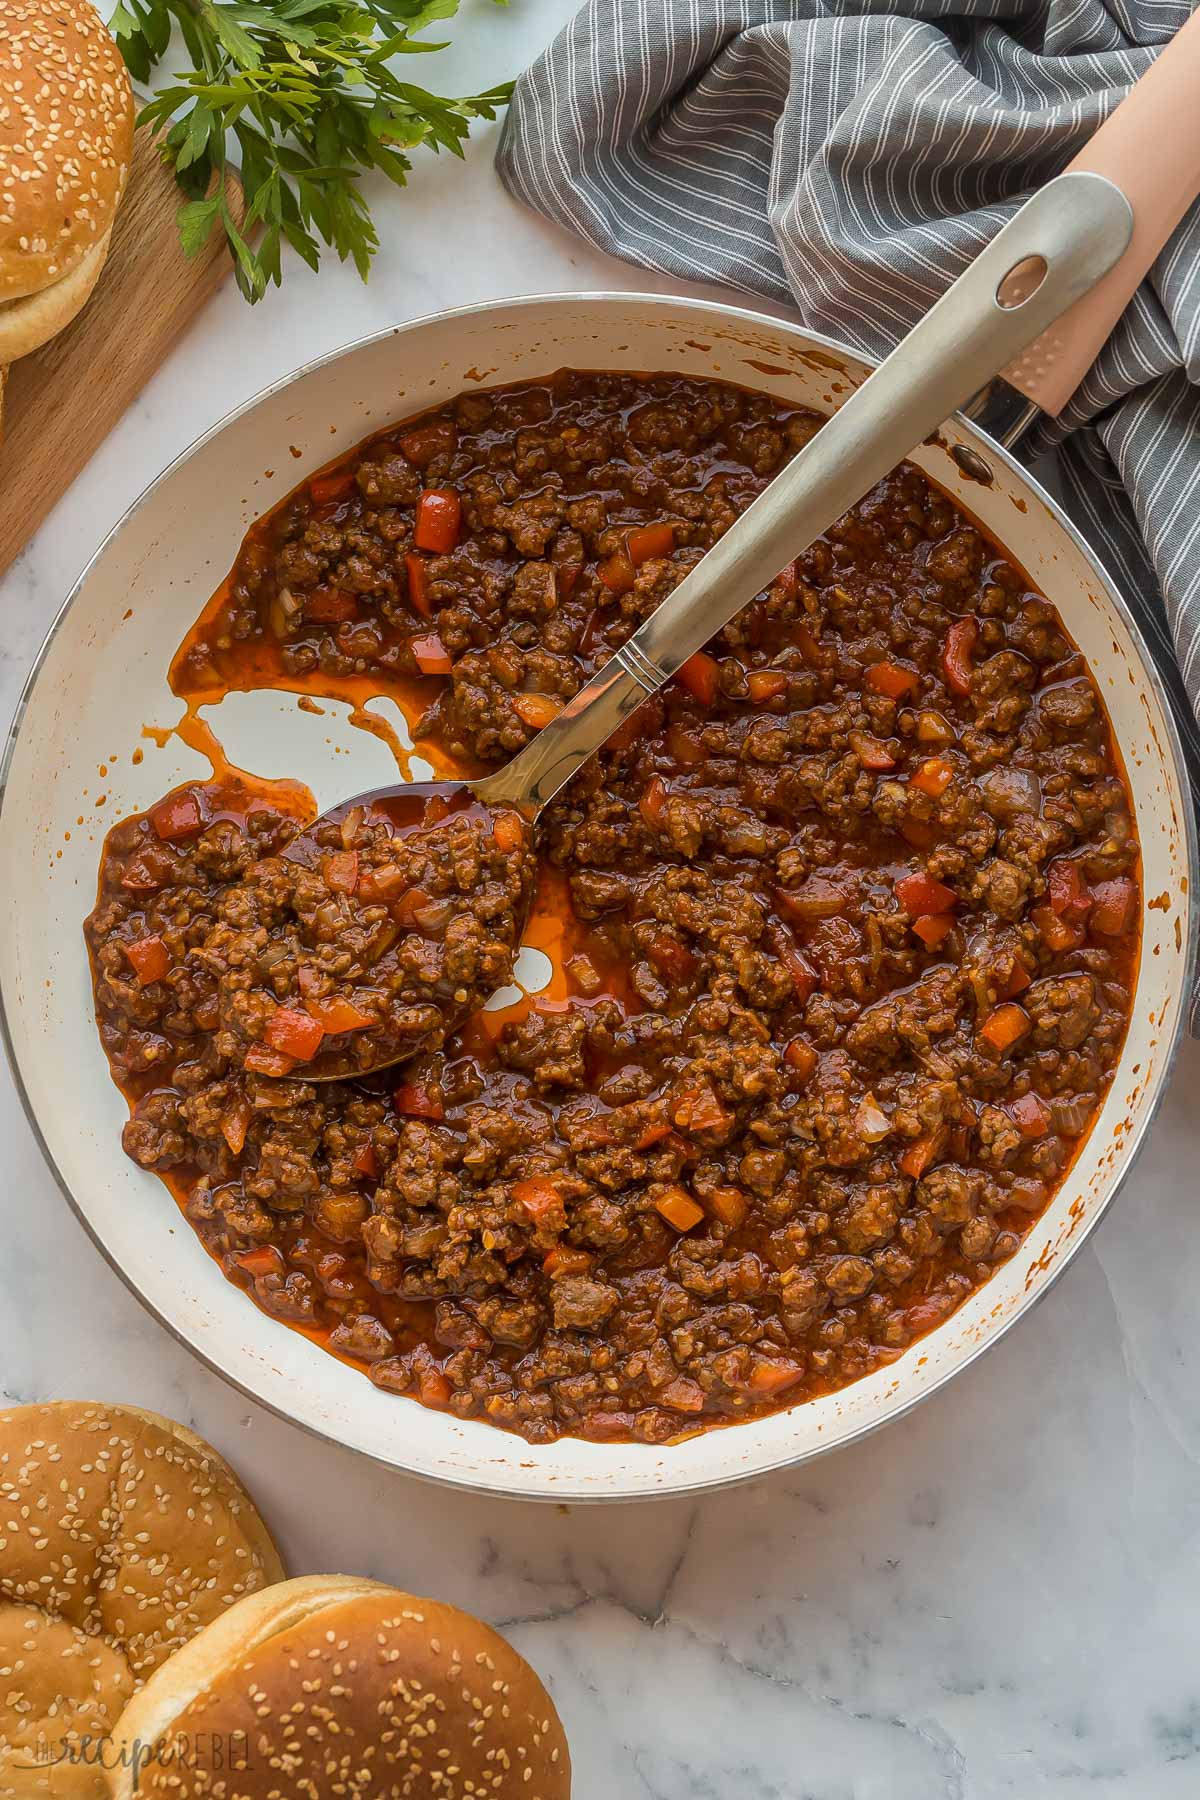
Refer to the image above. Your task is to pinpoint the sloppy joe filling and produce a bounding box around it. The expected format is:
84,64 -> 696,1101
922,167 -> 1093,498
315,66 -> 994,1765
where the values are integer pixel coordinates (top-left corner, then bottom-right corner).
85,371 -> 1139,1445
185,787 -> 532,1082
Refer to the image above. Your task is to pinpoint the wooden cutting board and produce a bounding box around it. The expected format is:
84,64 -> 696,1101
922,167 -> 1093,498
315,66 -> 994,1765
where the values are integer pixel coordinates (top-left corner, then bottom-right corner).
0,129 -> 242,579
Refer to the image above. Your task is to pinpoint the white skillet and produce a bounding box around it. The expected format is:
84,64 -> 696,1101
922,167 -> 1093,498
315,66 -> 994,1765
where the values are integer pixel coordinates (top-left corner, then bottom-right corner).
2,28 -> 1199,1499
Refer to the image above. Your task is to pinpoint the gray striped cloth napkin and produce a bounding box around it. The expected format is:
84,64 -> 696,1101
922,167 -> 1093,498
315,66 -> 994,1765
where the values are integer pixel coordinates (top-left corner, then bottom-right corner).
497,0 -> 1200,1019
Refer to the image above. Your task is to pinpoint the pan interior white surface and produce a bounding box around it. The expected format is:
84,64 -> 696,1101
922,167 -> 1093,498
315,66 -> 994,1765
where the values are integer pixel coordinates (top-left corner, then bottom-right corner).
0,294 -> 1192,1500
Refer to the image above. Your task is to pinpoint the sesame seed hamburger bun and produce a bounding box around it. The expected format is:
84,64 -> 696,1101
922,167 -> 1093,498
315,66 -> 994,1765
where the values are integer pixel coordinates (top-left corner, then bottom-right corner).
106,1575 -> 572,1799
0,1402 -> 285,1799
0,0 -> 134,362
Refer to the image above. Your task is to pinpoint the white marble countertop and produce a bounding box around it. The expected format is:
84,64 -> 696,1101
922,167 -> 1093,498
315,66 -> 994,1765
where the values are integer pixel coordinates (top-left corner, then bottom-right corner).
4,3 -> 1200,1793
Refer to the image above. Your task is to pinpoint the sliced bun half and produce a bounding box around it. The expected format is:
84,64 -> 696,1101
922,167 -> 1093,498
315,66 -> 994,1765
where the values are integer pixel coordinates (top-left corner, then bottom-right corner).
0,228 -> 111,361
0,0 -> 134,357
107,1575 -> 572,1799
0,1401 -> 285,1798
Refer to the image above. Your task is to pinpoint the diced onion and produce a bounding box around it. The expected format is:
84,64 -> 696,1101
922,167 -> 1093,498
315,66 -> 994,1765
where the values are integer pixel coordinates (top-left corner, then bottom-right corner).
915,710 -> 954,745
1049,1095 -> 1093,1136
779,877 -> 848,920
978,766 -> 1041,821
410,898 -> 453,933
856,1095 -> 891,1142
268,586 -> 304,640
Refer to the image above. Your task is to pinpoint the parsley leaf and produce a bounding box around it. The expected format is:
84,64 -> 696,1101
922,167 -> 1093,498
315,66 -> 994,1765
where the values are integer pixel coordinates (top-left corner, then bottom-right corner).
109,0 -> 513,301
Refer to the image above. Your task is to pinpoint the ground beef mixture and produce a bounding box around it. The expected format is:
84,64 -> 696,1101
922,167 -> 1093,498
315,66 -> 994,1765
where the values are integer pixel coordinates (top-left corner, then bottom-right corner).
102,785 -> 536,1083
86,371 -> 1140,1446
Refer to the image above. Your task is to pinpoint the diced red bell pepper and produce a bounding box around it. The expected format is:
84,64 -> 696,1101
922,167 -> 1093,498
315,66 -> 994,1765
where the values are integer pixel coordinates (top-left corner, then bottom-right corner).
910,757 -> 954,798
671,1083 -> 730,1136
410,632 -> 453,676
512,692 -> 562,730
356,865 -> 408,905
774,932 -> 819,1002
655,1187 -> 705,1232
673,650 -> 720,706
244,1042 -> 297,1077
417,1367 -> 452,1408
774,879 -> 849,923
399,420 -> 456,468
772,559 -> 801,604
598,522 -> 677,592
747,670 -> 788,702
512,1177 -> 562,1222
397,886 -> 445,931
305,994 -> 374,1034
543,1245 -> 593,1277
492,811 -> 526,853
119,857 -> 167,893
305,587 -> 359,625
911,912 -> 955,949
404,553 -> 432,618
1047,858 -> 1092,917
646,933 -> 699,984
321,850 -> 359,893
942,617 -> 978,696
149,790 -> 204,843
904,1296 -> 953,1337
743,1359 -> 804,1396
597,548 -> 636,594
581,1408 -> 635,1440
896,871 -> 957,915
1010,1091 -> 1051,1137
1003,952 -> 1032,997
264,1007 -> 326,1062
235,1245 -> 282,1279
220,1099 -> 251,1156
665,723 -> 705,765
627,522 -> 676,564
634,1119 -> 672,1150
639,775 -> 668,829
783,1037 -> 818,1083
660,1376 -> 707,1413
979,1003 -> 1030,1052
315,1247 -> 356,1290
705,1187 -> 750,1229
352,1141 -> 380,1180
852,732 -> 897,771
309,469 -> 355,506
865,660 -> 919,699
1032,902 -> 1085,954
898,1130 -> 945,1179
900,816 -> 940,851
413,488 -> 461,553
123,934 -> 171,985
1089,876 -> 1135,937
794,623 -> 827,668
394,1080 -> 445,1120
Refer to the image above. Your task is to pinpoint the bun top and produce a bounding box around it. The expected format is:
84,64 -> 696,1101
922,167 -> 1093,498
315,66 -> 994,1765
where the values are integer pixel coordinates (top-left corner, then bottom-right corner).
0,1402 -> 284,1675
113,1576 -> 572,1800
0,0 -> 134,305
0,1402 -> 284,1794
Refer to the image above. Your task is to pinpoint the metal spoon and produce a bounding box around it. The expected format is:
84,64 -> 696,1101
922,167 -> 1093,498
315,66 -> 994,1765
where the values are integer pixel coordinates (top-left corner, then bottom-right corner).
276,170 -> 1133,1079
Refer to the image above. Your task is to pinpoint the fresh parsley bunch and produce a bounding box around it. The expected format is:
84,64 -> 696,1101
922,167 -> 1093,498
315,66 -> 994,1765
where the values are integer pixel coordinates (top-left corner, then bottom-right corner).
109,0 -> 513,301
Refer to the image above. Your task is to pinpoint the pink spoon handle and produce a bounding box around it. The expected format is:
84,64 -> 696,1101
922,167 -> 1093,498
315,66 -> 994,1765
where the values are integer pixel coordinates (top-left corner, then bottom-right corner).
1003,8 -> 1200,419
